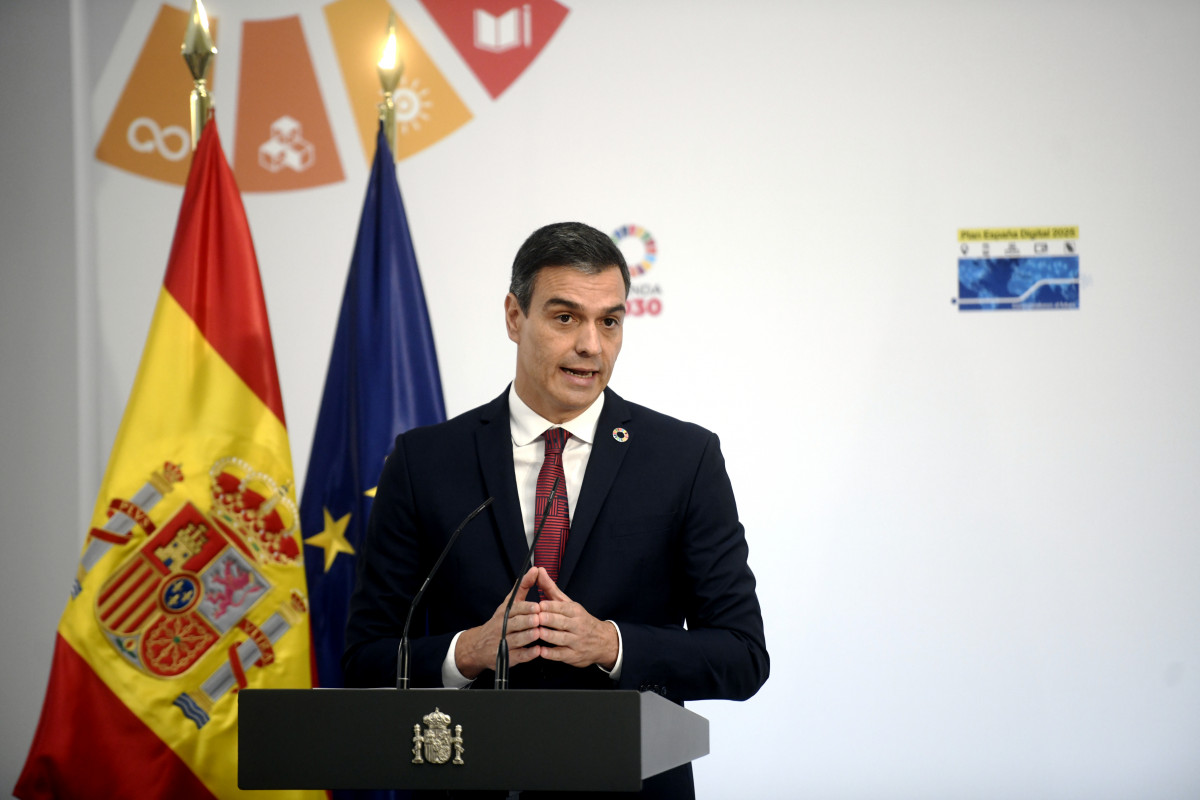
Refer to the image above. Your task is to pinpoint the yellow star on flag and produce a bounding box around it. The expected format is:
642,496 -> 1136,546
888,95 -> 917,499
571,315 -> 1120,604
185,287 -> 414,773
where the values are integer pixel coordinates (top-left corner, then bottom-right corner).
304,507 -> 355,572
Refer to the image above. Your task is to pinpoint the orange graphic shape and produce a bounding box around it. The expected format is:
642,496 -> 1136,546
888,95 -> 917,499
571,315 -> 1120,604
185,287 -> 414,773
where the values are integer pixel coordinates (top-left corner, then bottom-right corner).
233,16 -> 345,192
96,4 -> 220,185
325,0 -> 473,162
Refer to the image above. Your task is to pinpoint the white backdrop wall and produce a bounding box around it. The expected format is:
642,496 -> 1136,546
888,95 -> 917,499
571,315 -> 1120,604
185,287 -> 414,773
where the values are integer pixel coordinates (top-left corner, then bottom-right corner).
1,1 -> 85,796
3,1 -> 1200,798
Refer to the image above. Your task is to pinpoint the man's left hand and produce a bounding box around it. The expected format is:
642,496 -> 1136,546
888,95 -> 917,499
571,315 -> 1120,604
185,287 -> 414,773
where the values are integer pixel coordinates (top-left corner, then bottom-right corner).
533,567 -> 619,671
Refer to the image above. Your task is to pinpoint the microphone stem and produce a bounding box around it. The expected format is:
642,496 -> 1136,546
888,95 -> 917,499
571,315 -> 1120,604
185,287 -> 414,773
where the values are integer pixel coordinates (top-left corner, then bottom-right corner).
397,638 -> 410,691
494,639 -> 509,690
395,496 -> 494,690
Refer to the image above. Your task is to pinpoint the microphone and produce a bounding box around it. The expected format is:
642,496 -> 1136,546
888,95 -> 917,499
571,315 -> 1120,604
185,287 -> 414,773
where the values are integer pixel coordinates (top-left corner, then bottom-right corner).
494,475 -> 560,690
396,496 -> 494,690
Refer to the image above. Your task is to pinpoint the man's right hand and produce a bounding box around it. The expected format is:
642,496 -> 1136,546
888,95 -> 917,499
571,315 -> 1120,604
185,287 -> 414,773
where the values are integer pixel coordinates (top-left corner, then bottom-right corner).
453,566 -> 544,679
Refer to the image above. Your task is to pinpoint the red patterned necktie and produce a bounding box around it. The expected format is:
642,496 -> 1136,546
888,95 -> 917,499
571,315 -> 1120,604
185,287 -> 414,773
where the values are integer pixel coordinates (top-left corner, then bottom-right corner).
533,427 -> 570,584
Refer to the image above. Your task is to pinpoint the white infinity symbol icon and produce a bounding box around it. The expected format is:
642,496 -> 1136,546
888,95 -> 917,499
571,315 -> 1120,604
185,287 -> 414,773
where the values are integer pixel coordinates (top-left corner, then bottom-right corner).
126,117 -> 190,162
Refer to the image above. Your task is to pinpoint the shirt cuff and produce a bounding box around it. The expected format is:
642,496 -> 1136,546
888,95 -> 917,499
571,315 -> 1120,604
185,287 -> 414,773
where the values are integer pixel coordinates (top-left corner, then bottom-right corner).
596,620 -> 623,680
441,631 -> 474,688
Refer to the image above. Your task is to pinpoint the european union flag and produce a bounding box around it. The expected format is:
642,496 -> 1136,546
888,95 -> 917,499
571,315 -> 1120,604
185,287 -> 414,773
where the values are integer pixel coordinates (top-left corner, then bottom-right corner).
300,124 -> 446,696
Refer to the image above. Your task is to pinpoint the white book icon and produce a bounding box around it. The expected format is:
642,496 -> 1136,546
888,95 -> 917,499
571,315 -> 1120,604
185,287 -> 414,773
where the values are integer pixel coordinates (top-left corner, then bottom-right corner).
474,5 -> 532,53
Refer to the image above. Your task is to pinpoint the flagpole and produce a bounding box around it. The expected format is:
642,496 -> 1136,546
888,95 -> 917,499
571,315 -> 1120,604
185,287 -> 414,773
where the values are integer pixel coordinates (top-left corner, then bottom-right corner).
377,11 -> 404,162
181,0 -> 216,150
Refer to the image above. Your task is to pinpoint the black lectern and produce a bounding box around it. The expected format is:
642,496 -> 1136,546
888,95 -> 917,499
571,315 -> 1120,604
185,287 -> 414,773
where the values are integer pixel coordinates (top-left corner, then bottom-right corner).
238,688 -> 709,792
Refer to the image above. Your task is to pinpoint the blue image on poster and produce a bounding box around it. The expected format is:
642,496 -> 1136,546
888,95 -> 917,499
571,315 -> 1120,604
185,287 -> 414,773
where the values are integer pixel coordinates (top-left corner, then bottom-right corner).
957,256 -> 1079,311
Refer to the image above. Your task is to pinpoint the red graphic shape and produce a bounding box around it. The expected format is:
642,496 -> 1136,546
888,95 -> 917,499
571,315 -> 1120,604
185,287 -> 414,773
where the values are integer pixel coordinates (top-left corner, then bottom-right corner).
419,0 -> 569,99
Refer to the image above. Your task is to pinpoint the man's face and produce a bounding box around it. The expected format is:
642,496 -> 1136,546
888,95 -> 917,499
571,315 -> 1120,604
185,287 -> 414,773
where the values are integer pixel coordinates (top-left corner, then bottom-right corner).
505,265 -> 627,423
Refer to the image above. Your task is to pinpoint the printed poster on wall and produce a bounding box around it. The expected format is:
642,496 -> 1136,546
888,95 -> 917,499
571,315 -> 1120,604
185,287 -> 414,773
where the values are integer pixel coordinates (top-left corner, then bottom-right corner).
956,226 -> 1080,311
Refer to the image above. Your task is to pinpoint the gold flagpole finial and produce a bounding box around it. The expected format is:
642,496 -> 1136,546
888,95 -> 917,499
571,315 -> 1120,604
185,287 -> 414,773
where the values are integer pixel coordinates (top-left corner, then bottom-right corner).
377,11 -> 404,162
182,0 -> 217,150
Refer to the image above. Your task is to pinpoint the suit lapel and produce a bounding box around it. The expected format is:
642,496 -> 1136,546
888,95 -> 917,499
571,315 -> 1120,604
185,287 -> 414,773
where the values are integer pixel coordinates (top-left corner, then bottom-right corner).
475,389 -> 528,578
559,388 -> 631,589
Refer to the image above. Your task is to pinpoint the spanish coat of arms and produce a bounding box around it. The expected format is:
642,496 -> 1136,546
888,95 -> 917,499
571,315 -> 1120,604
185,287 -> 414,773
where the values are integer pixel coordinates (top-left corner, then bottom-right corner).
412,708 -> 464,765
81,458 -> 307,727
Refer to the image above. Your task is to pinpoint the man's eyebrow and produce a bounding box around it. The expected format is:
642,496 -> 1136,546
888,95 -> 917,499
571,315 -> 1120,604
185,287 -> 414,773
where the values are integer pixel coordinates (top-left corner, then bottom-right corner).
542,297 -> 582,311
541,298 -> 627,315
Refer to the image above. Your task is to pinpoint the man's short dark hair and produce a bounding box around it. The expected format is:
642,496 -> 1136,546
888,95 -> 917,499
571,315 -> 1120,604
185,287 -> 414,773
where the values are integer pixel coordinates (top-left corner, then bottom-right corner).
509,222 -> 631,313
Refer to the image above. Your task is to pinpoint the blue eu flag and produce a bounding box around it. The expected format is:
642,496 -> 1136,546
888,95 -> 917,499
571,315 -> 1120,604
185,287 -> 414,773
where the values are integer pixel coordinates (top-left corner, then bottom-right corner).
300,123 -> 446,696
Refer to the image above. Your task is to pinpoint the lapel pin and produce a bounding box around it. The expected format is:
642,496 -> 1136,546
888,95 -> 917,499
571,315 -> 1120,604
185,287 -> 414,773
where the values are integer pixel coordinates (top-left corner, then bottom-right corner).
612,427 -> 629,443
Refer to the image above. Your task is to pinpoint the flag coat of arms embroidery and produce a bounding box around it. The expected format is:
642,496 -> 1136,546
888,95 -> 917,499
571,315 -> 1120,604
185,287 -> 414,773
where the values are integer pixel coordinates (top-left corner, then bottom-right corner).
89,458 -> 306,727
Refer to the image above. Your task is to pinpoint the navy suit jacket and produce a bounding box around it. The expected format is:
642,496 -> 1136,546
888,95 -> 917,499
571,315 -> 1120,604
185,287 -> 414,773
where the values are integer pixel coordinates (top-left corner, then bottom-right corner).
343,387 -> 768,798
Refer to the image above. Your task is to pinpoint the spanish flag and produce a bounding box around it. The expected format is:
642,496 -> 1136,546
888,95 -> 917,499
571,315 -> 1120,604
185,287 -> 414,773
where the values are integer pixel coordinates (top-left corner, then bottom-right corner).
16,120 -> 321,800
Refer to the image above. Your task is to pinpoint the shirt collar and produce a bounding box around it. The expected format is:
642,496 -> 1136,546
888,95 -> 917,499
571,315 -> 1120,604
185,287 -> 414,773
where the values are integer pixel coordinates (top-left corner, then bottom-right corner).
508,384 -> 605,447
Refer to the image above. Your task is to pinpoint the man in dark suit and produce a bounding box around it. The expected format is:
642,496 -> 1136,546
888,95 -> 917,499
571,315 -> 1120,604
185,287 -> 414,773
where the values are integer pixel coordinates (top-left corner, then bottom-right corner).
343,222 -> 768,798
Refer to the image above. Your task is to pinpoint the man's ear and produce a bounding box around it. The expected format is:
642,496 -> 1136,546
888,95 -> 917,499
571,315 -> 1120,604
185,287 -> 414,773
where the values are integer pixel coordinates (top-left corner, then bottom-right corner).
504,293 -> 523,344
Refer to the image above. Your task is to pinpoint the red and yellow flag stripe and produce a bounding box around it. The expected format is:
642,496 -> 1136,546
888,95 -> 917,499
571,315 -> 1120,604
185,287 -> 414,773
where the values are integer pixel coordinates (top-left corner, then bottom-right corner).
19,121 -> 320,800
